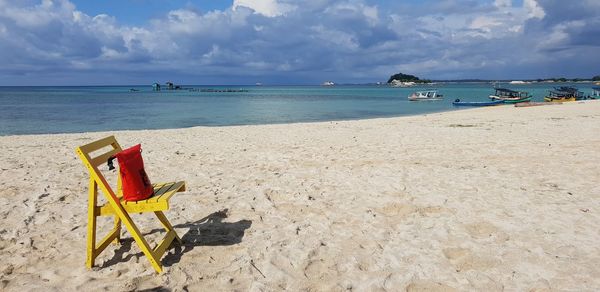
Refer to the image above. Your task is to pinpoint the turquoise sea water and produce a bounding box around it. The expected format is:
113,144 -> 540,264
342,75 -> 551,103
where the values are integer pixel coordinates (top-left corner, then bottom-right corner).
0,83 -> 596,135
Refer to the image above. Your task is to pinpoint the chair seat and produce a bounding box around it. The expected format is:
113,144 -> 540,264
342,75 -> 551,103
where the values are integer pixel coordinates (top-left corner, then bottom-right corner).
97,181 -> 186,215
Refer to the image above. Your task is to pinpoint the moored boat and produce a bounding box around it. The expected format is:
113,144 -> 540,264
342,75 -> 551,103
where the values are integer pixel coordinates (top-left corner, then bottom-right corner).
592,87 -> 600,98
408,90 -> 443,101
544,86 -> 582,102
489,88 -> 532,103
452,99 -> 505,106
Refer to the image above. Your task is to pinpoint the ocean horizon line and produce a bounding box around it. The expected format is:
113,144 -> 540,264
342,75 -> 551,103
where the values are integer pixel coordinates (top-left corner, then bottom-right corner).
0,80 -> 596,88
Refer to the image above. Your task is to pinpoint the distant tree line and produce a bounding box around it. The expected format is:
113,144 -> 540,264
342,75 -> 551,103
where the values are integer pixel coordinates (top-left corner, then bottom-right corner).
386,73 -> 600,83
387,73 -> 431,84
535,76 -> 600,82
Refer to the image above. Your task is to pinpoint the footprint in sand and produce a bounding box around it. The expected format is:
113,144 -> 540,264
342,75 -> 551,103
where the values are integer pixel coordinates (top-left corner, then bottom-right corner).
263,188 -> 291,204
405,280 -> 457,292
269,253 -> 297,276
303,258 -> 335,281
464,272 -> 505,291
528,279 -> 552,292
377,203 -> 417,218
303,247 -> 336,281
0,186 -> 21,197
417,206 -> 452,217
443,247 -> 500,272
465,221 -> 510,242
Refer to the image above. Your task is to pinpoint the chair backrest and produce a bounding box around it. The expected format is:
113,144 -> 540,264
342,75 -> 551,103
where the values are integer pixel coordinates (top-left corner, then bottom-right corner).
76,136 -> 123,198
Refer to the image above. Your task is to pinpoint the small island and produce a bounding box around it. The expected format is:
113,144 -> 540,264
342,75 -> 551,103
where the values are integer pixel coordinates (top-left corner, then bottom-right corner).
387,72 -> 431,87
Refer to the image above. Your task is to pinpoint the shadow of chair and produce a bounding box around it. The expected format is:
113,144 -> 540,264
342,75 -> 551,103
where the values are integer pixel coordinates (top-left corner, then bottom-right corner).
162,209 -> 252,267
101,209 -> 252,269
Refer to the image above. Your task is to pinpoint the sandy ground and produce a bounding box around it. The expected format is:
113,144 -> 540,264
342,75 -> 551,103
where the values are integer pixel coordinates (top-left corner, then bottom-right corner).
1,101 -> 600,291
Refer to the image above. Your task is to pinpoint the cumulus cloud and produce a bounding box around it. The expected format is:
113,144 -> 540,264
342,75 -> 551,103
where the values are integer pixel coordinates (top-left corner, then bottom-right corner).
494,0 -> 512,8
524,0 -> 545,19
0,0 -> 598,85
232,0 -> 296,17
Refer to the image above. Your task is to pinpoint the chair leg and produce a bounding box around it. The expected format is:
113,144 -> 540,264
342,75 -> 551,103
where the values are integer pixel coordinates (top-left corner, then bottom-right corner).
155,211 -> 182,244
86,179 -> 98,269
114,174 -> 123,244
116,211 -> 164,273
112,215 -> 121,244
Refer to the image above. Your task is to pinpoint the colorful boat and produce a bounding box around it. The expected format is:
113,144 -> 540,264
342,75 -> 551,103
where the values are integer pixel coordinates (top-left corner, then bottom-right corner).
544,86 -> 582,102
489,88 -> 532,103
452,99 -> 505,106
408,90 -> 443,101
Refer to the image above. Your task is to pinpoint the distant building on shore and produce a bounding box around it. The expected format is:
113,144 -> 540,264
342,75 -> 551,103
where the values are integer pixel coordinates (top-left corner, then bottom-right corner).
390,80 -> 416,87
509,80 -> 531,85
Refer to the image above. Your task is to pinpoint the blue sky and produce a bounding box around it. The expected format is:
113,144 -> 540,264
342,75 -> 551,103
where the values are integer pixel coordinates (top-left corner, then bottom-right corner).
71,1 -> 232,25
0,0 -> 598,85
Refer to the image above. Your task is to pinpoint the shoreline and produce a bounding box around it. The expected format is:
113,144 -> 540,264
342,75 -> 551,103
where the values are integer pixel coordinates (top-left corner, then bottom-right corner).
1,100 -> 600,290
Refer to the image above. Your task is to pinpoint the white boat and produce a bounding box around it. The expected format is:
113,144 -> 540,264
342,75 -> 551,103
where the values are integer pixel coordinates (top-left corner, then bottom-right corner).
408,90 -> 443,101
322,81 -> 335,86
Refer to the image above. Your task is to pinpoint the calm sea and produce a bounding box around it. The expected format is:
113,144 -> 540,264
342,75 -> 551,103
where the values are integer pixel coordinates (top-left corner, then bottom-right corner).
0,83 -> 595,135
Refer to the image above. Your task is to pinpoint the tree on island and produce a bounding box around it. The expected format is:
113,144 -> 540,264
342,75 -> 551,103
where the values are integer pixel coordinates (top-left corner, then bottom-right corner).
387,73 -> 431,84
593,75 -> 600,81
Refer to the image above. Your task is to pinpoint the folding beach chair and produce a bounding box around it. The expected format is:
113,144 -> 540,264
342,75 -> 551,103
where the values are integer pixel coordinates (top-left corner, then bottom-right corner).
75,136 -> 186,273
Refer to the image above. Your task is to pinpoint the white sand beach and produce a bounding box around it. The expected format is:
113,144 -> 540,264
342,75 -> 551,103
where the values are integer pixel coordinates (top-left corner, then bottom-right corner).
1,101 -> 600,291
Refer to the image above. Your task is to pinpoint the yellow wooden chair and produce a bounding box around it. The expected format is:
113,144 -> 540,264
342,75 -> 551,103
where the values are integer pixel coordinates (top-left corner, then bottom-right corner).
75,136 -> 186,273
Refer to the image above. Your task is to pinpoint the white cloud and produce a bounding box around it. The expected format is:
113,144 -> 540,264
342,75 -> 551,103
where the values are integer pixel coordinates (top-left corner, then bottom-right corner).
494,0 -> 512,8
524,0 -> 545,19
413,0 -> 546,40
537,20 -> 585,50
232,0 -> 296,17
324,2 -> 380,26
0,0 -> 597,85
311,25 -> 359,50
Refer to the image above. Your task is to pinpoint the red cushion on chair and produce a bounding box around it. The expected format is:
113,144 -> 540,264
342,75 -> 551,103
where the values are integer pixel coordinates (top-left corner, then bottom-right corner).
115,144 -> 153,201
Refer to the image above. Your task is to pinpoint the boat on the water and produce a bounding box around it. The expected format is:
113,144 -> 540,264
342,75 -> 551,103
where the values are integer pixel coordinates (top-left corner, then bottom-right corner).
591,87 -> 600,98
489,88 -> 532,103
408,90 -> 443,101
544,86 -> 582,102
452,99 -> 505,106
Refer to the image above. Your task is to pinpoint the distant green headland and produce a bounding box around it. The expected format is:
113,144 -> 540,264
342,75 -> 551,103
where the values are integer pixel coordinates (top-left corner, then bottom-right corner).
386,72 -> 600,84
387,73 -> 431,84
